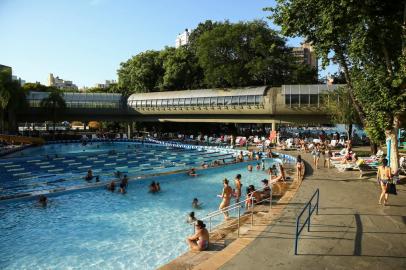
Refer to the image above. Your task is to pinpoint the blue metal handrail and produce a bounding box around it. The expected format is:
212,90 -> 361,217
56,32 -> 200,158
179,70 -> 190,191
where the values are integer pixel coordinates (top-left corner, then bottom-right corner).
294,188 -> 319,255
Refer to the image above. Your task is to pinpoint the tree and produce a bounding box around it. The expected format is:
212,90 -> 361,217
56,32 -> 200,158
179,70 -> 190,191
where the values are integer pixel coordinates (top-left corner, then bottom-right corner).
322,87 -> 361,140
160,46 -> 204,90
0,68 -> 27,132
196,20 -> 293,87
22,82 -> 53,92
268,0 -> 406,170
117,50 -> 164,93
40,90 -> 67,136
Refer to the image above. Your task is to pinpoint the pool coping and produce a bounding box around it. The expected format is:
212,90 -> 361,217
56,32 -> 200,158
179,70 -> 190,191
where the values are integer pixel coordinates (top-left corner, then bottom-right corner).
159,151 -> 304,270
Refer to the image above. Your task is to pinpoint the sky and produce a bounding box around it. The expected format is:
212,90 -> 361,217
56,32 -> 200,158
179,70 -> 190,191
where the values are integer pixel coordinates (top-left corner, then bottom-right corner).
0,0 -> 337,88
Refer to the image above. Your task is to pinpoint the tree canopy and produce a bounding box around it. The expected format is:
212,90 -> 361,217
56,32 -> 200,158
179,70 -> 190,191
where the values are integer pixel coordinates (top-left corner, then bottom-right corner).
268,0 -> 406,168
117,20 -> 318,93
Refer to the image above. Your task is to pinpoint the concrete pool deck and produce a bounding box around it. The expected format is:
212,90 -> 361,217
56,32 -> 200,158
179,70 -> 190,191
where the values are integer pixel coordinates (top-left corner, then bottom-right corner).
217,152 -> 406,270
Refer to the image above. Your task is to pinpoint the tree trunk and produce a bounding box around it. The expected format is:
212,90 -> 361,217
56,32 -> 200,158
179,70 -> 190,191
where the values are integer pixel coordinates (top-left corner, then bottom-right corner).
370,142 -> 378,155
346,123 -> 353,140
386,115 -> 400,172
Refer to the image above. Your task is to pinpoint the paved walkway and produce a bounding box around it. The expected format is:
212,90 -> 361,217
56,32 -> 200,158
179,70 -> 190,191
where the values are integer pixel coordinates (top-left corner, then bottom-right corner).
220,153 -> 406,270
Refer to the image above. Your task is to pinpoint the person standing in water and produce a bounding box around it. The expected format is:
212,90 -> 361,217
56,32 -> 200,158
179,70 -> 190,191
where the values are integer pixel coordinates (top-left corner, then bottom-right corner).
234,174 -> 242,204
219,178 -> 232,220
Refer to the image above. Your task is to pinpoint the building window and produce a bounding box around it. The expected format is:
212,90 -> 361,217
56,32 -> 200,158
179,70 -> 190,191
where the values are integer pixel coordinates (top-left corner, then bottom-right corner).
300,94 -> 309,105
291,94 -> 299,105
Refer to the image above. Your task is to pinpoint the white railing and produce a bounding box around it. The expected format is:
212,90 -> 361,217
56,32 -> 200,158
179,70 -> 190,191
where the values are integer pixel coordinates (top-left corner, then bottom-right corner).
192,185 -> 273,238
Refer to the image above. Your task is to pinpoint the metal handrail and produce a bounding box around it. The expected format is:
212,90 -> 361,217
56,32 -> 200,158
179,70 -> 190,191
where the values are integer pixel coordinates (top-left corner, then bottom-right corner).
193,185 -> 273,237
294,188 -> 320,255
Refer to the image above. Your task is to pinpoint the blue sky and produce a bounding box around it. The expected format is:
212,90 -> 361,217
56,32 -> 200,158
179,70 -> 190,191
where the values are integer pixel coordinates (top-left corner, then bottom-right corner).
0,0 -> 336,88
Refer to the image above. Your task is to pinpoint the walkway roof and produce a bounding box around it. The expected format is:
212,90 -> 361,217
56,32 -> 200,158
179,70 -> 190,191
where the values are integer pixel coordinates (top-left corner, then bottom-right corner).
127,86 -> 268,101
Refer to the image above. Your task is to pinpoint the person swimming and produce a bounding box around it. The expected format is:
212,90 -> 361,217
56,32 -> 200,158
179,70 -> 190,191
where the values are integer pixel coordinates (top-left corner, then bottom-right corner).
192,198 -> 202,209
95,176 -> 100,182
38,195 -> 48,207
187,212 -> 197,223
107,181 -> 115,192
188,168 -> 198,177
85,169 -> 93,181
247,164 -> 253,172
149,181 -> 160,193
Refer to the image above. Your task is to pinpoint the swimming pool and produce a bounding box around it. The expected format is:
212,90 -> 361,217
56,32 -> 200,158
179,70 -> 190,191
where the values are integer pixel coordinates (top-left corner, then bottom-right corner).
0,160 -> 276,269
0,142 -> 237,199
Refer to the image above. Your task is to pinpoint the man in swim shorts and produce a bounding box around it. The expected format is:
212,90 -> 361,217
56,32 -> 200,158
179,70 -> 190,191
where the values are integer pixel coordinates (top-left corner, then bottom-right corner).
186,220 -> 209,251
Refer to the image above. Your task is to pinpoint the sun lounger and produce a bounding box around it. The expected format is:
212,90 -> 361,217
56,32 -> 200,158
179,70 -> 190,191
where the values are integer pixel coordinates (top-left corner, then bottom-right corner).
358,163 -> 378,178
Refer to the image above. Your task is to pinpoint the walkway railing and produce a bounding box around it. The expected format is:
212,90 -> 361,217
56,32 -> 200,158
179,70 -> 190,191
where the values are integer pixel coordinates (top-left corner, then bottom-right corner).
294,188 -> 320,255
193,185 -> 273,238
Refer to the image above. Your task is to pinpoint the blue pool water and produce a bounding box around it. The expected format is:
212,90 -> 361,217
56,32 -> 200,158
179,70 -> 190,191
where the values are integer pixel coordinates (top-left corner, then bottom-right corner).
0,142 -> 237,198
0,160 -> 274,269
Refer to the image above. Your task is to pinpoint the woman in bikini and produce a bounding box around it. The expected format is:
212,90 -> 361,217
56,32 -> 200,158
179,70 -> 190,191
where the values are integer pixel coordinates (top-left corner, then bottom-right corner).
219,178 -> 232,220
296,155 -> 303,181
186,220 -> 210,251
377,158 -> 392,205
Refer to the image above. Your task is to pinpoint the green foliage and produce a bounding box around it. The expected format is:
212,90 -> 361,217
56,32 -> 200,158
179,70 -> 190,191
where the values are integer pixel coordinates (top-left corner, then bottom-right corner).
40,90 -> 67,112
196,20 -> 292,87
322,86 -> 360,127
117,50 -> 164,93
22,82 -> 55,92
268,0 -> 406,144
0,68 -> 27,131
117,20 -> 317,92
160,46 -> 204,90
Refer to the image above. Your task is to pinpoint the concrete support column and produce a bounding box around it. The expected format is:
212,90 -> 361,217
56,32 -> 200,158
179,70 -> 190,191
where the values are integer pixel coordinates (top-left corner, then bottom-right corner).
127,122 -> 133,139
271,120 -> 276,132
270,120 -> 277,144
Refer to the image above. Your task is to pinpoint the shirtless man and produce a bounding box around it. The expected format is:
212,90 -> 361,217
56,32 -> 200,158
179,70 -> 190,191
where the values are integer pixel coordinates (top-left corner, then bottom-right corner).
219,178 -> 233,220
186,220 -> 210,251
234,174 -> 242,204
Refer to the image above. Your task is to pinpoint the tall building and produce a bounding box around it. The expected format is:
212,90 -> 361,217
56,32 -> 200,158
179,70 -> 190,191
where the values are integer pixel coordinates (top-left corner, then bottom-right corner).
1,64 -> 25,85
48,73 -> 78,91
12,75 -> 26,86
175,29 -> 190,48
95,79 -> 117,89
292,42 -> 318,71
0,64 -> 12,76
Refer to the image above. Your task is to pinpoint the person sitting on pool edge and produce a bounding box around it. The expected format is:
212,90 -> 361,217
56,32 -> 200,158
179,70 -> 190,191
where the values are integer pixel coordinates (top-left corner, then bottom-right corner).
85,169 -> 93,181
188,168 -> 198,177
186,220 -> 209,251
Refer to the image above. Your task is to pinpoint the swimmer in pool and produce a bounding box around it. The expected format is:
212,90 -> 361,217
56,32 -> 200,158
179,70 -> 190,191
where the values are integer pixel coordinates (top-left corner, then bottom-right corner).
188,168 -> 198,177
85,169 -> 93,181
192,198 -> 202,209
38,195 -> 48,207
107,181 -> 115,192
187,212 -> 197,223
247,164 -> 253,172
